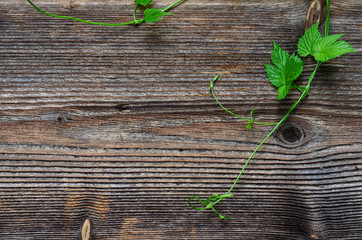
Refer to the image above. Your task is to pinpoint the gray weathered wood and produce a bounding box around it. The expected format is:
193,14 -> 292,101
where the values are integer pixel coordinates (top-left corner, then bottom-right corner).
0,0 -> 361,239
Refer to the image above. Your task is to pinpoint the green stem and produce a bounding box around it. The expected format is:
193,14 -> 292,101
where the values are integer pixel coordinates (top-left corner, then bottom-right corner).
210,75 -> 278,126
27,0 -> 135,26
223,61 -> 321,196
292,83 -> 306,92
162,0 -> 184,12
325,0 -> 330,36
27,0 -> 184,26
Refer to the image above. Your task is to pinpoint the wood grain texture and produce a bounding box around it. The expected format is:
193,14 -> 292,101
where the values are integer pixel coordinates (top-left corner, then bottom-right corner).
0,0 -> 361,239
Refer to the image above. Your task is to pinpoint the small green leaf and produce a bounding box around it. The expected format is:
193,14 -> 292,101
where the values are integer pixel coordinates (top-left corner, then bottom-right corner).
135,0 -> 153,7
297,23 -> 322,57
313,35 -> 357,62
143,8 -> 172,23
298,23 -> 357,62
265,42 -> 304,100
264,64 -> 283,88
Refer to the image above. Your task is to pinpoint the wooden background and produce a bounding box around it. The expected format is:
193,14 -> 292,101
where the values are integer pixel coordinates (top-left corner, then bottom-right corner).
0,0 -> 361,239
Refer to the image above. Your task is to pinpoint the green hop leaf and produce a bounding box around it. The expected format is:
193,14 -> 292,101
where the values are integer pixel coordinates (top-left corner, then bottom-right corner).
313,34 -> 357,62
297,23 -> 322,57
264,41 -> 304,100
298,23 -> 357,62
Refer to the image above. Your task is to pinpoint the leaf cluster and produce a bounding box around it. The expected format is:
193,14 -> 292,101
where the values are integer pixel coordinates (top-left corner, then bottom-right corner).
265,23 -> 357,100
264,42 -> 304,100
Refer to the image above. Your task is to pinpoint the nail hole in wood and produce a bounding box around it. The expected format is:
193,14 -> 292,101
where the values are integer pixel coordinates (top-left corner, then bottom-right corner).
56,116 -> 63,122
56,114 -> 71,123
116,104 -> 130,112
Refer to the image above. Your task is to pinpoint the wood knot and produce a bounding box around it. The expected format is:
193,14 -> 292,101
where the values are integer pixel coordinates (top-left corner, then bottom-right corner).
275,122 -> 305,147
81,219 -> 91,240
304,0 -> 327,32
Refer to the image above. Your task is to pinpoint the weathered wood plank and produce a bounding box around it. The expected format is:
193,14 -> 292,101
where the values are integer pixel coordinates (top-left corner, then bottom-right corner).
0,0 -> 361,239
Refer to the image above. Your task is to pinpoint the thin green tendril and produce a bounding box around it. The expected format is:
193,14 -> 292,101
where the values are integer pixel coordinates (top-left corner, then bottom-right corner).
27,0 -> 183,26
162,0 -> 184,12
210,74 -> 278,130
133,4 -> 139,24
189,0 -> 331,219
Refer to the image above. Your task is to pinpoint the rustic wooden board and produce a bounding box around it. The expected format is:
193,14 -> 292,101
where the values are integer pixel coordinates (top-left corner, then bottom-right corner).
0,0 -> 361,239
